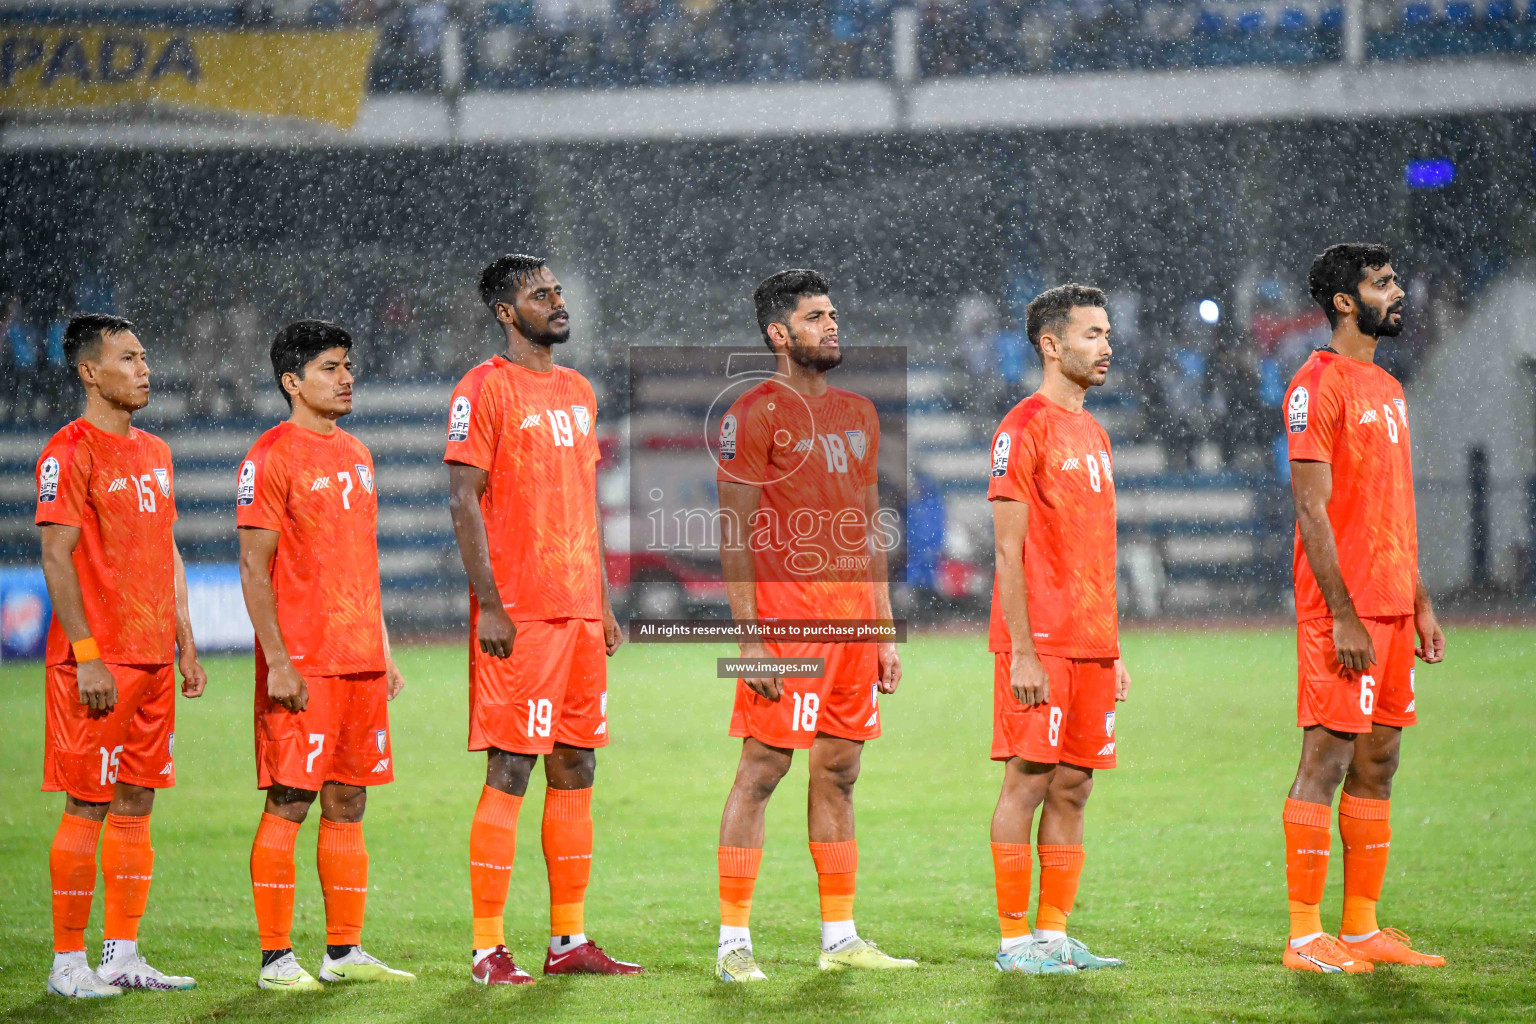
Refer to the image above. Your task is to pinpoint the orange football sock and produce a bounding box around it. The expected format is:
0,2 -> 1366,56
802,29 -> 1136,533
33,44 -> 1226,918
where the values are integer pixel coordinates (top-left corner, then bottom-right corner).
1284,798 -> 1332,940
470,785 -> 523,950
50,813 -> 102,952
251,813 -> 301,951
543,787 -> 593,938
1035,844 -> 1084,934
317,818 -> 368,947
990,842 -> 1032,940
718,846 -> 762,928
101,814 -> 153,942
1339,793 -> 1391,938
808,840 -> 858,923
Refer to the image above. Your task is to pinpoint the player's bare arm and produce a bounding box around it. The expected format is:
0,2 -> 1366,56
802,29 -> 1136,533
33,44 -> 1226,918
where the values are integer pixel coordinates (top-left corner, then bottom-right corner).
719,479 -> 778,700
992,496 -> 1048,706
447,461 -> 516,658
237,525 -> 308,713
172,543 -> 207,698
595,498 -> 622,657
1414,574 -> 1445,664
381,608 -> 406,699
39,523 -> 117,712
863,481 -> 900,694
1290,460 -> 1375,672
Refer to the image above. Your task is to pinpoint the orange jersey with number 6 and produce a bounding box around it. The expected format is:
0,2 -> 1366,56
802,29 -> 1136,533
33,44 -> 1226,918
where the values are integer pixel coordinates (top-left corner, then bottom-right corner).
1284,349 -> 1417,622
236,422 -> 384,675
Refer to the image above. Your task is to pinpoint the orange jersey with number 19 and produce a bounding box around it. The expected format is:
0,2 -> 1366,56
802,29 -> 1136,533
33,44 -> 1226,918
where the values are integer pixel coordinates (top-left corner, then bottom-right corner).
236,422 -> 385,675
1284,349 -> 1417,622
986,394 -> 1118,659
35,419 -> 178,666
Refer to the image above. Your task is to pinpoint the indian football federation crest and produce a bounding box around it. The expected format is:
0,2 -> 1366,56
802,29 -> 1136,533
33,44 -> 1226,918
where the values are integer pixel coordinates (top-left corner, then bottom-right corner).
845,429 -> 867,460
153,467 -> 171,497
991,432 -> 1010,478
572,405 -> 591,436
375,729 -> 387,754
1288,386 -> 1309,433
1098,450 -> 1113,483
38,456 -> 60,502
1104,711 -> 1116,736
448,396 -> 472,442
719,413 -> 737,461
237,459 -> 257,506
1393,397 -> 1407,426
356,464 -> 374,494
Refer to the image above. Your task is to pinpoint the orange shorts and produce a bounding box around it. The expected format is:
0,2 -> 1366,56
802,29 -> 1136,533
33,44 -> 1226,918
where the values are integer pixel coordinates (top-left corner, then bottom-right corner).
729,641 -> 880,750
44,662 -> 177,803
255,672 -> 393,790
1297,615 -> 1417,733
992,653 -> 1118,769
469,618 -> 608,755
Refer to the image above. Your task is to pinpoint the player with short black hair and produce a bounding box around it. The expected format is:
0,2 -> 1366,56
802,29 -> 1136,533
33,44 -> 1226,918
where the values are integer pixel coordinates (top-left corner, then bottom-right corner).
237,319 -> 413,990
712,268 -> 914,982
448,255 -> 640,984
1279,245 -> 1445,973
986,284 -> 1128,975
37,313 -> 206,998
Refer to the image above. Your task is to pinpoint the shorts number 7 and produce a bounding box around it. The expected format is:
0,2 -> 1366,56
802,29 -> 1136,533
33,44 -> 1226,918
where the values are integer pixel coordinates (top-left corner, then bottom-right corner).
306,733 -> 326,773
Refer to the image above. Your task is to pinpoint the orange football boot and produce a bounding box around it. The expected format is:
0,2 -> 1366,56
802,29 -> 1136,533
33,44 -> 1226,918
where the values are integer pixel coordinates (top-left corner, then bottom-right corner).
1338,927 -> 1445,967
1283,935 -> 1374,973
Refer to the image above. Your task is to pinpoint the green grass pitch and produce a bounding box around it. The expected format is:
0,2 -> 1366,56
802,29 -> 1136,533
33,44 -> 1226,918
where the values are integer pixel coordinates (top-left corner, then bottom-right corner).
1,627 -> 1533,1023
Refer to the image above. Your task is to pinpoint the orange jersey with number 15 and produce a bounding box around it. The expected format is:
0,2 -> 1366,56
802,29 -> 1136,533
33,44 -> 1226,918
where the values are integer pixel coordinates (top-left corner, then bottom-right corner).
236,422 -> 385,675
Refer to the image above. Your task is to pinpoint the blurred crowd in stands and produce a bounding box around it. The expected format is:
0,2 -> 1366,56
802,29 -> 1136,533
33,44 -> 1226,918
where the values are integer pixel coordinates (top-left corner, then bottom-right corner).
26,0 -> 1527,91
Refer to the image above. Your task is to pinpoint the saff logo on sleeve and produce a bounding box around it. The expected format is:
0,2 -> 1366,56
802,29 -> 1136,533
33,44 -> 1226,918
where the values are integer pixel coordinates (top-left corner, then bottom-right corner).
237,460 -> 256,506
448,396 -> 472,442
38,456 -> 60,502
719,413 -> 737,461
1287,387 -> 1309,433
991,432 -> 1011,478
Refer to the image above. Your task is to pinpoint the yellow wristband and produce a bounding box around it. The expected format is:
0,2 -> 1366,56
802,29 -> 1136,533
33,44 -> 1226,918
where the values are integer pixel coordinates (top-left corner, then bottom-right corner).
72,637 -> 101,663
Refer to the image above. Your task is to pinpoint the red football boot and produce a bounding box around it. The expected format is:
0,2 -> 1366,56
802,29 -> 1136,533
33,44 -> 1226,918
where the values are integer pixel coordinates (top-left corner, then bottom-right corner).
472,946 -> 535,985
543,941 -> 643,975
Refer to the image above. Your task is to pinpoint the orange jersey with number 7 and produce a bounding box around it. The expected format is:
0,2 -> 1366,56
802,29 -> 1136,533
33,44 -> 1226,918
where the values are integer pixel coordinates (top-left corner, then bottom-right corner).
1283,349 -> 1417,623
236,422 -> 385,675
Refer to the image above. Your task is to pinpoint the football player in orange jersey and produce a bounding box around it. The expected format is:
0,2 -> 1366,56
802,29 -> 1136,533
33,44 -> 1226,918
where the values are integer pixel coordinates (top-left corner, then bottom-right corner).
237,321 -> 413,991
986,285 -> 1129,975
447,255 -> 639,984
1279,244 -> 1446,973
37,314 -> 207,998
712,270 -> 913,982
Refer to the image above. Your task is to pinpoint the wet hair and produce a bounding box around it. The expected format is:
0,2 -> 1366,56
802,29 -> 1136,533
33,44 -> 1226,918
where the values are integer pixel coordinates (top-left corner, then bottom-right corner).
753,269 -> 830,351
63,313 -> 135,369
270,319 -> 351,408
1308,243 -> 1393,328
1025,284 -> 1107,359
479,254 -> 549,312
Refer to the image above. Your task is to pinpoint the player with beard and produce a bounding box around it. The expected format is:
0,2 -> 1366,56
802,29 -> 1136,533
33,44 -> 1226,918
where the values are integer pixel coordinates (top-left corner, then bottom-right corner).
446,255 -> 639,984
1279,244 -> 1445,973
711,269 -> 913,982
986,285 -> 1128,975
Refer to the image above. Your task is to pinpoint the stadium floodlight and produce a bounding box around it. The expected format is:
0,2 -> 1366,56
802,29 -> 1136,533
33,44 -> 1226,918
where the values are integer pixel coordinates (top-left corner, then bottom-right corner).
1199,299 -> 1220,324
1405,159 -> 1455,189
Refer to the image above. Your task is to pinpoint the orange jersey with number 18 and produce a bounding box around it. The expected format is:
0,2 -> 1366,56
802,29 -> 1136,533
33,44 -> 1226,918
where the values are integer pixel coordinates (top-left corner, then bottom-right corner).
236,422 -> 385,675
35,419 -> 178,667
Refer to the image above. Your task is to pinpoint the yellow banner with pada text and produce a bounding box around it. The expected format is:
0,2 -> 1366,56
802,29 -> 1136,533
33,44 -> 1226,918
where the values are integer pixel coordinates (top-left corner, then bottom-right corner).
0,27 -> 378,129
